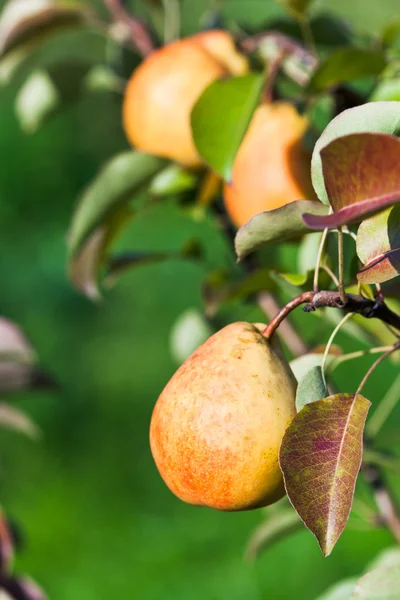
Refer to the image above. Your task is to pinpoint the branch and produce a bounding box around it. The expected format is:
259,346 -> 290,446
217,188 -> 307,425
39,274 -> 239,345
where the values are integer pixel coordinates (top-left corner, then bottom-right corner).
263,290 -> 400,340
104,0 -> 155,57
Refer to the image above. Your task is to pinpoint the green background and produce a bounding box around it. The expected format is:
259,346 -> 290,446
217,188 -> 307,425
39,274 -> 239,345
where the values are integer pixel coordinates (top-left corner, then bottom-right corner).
1,1 -> 400,598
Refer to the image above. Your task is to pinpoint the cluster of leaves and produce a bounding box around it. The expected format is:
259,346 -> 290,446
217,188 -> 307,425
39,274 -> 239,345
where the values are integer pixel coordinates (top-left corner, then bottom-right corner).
0,318 -> 52,599
3,0 -> 400,596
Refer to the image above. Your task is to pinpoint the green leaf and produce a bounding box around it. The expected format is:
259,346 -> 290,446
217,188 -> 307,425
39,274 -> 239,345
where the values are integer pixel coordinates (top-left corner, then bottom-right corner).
69,207 -> 132,301
15,62 -> 91,133
280,393 -> 371,556
169,309 -> 213,365
366,547 -> 400,573
351,566 -> 400,599
308,48 -> 387,93
68,151 -> 167,257
296,366 -> 327,412
311,102 -> 400,206
191,73 -> 265,181
235,200 -> 328,261
357,205 -> 400,284
245,508 -> 302,561
149,164 -> 199,197
315,579 -> 358,600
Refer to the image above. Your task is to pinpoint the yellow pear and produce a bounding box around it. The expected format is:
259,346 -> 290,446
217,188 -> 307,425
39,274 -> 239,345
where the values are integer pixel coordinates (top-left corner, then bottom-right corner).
150,322 -> 297,511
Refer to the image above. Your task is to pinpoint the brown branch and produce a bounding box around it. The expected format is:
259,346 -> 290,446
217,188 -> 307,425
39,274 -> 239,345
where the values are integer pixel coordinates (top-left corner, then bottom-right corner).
257,292 -> 308,356
263,290 -> 400,340
104,0 -> 155,57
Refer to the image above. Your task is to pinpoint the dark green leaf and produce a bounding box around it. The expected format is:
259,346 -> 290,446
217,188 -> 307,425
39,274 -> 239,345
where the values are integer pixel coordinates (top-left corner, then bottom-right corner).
311,102 -> 400,206
308,48 -> 386,94
235,200 -> 328,260
68,151 -> 167,257
280,394 -> 371,556
191,73 -> 264,181
296,366 -> 327,412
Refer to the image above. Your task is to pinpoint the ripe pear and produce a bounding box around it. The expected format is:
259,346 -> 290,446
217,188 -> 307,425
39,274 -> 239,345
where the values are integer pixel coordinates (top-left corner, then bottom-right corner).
224,102 -> 315,227
150,322 -> 297,511
123,30 -> 248,167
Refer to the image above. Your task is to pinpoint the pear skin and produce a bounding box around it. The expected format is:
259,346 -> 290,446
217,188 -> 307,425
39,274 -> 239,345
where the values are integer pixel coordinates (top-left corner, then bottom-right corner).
150,322 -> 297,511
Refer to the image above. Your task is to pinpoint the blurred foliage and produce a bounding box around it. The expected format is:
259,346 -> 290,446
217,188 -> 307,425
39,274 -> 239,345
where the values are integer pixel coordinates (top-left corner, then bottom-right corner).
1,0 -> 400,599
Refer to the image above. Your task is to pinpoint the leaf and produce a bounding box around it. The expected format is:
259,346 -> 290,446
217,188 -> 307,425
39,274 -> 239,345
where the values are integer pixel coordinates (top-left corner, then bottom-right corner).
245,508 -> 302,561
169,309 -> 212,365
366,547 -> 400,573
15,62 -> 91,133
279,393 -> 371,556
351,566 -> 400,599
307,48 -> 386,94
276,0 -> 313,16
0,403 -> 40,439
191,73 -> 264,181
357,205 -> 400,284
315,579 -> 358,600
149,164 -> 199,197
305,132 -> 400,229
68,151 -> 167,257
290,353 -> 331,382
0,0 -> 88,55
235,200 -> 328,260
296,366 -> 327,412
311,102 -> 400,206
69,207 -> 132,300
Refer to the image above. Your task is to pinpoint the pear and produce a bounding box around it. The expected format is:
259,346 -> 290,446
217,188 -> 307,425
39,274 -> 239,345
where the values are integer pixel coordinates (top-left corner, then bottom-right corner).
150,322 -> 297,511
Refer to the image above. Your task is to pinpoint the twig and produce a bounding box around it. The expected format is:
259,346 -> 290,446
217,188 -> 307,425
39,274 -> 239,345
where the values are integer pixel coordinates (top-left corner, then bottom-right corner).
263,290 -> 400,340
321,313 -> 354,380
313,228 -> 329,292
104,0 -> 155,57
320,264 -> 340,288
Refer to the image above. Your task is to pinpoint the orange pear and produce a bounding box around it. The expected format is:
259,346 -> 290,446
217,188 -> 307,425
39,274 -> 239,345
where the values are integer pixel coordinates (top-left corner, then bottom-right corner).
123,30 -> 248,167
224,102 -> 315,227
150,322 -> 297,511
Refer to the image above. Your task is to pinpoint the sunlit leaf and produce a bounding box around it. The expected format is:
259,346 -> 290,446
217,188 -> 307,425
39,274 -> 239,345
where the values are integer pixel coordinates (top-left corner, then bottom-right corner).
316,579 -> 358,600
351,566 -> 400,599
68,151 -> 167,257
235,200 -> 328,260
366,547 -> 400,572
308,48 -> 386,93
245,508 -> 302,561
149,164 -> 199,197
290,353 -> 335,382
305,133 -> 400,229
169,309 -> 212,364
295,366 -> 327,412
280,394 -> 371,556
311,102 -> 400,206
191,73 -> 264,181
357,205 -> 400,284
15,62 -> 91,133
0,403 -> 40,439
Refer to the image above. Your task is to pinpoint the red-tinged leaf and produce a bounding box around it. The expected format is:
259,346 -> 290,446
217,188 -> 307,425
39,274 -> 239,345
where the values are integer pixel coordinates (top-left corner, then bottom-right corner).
358,249 -> 400,284
304,133 -> 400,229
279,393 -> 371,556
